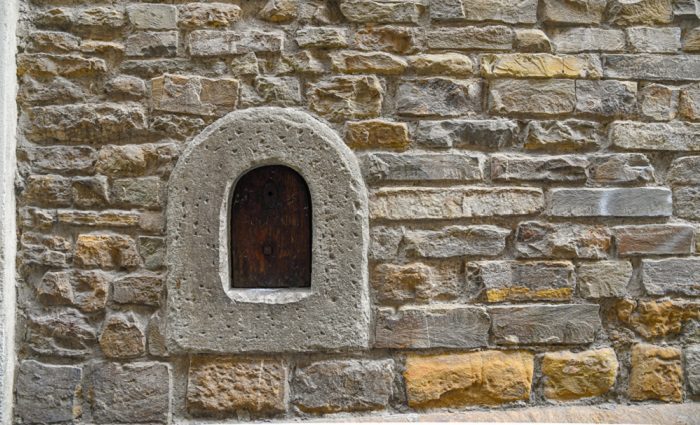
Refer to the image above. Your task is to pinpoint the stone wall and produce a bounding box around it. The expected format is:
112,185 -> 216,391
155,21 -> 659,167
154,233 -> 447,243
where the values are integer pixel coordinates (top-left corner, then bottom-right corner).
12,0 -> 700,422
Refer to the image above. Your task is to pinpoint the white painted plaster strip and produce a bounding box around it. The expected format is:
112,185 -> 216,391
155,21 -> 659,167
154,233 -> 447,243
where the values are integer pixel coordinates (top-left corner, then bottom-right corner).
0,0 -> 18,422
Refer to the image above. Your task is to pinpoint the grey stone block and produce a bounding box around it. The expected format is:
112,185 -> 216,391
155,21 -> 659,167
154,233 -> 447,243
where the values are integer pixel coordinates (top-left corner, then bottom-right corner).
642,258 -> 700,297
16,360 -> 82,424
547,188 -> 672,217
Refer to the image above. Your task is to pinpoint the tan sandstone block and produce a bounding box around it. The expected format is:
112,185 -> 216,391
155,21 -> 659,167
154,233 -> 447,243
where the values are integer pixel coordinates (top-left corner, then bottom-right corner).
542,348 -> 618,400
481,54 -> 602,79
629,343 -> 682,402
331,51 -> 407,75
74,234 -> 141,270
409,53 -> 474,76
345,120 -> 409,150
616,299 -> 700,339
152,74 -> 239,116
187,357 -> 287,415
404,351 -> 534,408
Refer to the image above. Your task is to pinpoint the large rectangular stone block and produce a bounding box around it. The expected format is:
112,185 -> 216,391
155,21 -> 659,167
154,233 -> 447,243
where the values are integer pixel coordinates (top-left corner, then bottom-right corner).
481,53 -> 602,79
610,121 -> 700,151
551,28 -> 626,53
614,224 -> 695,256
490,154 -> 587,182
16,360 -> 82,424
488,79 -> 576,115
642,258 -> 700,296
361,152 -> 484,183
426,26 -> 513,50
151,74 -> 239,116
547,188 -> 672,217
414,119 -> 518,149
515,221 -> 611,259
603,54 -> 700,81
403,225 -> 510,258
430,0 -> 537,23
396,78 -> 481,117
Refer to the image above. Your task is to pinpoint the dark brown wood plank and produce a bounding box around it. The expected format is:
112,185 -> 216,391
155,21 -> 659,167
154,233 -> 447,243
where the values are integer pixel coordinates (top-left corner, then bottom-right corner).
231,165 -> 312,288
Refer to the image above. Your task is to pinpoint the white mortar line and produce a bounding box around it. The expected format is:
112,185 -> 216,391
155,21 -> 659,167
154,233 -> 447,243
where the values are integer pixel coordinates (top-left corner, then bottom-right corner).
0,0 -> 18,422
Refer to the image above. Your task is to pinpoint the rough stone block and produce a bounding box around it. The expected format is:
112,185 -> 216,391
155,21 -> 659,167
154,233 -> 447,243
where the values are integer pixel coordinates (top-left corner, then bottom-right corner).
577,261 -> 632,299
187,357 -> 286,415
26,31 -> 80,53
409,53 -> 473,76
430,0 -> 537,23
607,0 -> 673,25
403,225 -> 510,258
106,75 -> 147,97
426,26 -> 513,51
39,270 -> 108,312
618,299 -> 700,339
587,154 -> 655,184
515,221 -> 611,259
686,345 -> 700,395
575,80 -> 637,116
642,258 -> 700,297
629,344 -> 682,402
415,119 -> 517,149
18,53 -> 107,77
683,27 -> 700,52
113,272 -> 164,306
680,83 -> 700,121
542,348 -> 618,400
339,0 -> 425,23
404,351 -> 534,408
188,30 -> 283,56
178,3 -> 241,28
308,76 -> 383,121
345,120 -> 409,150
396,78 -> 481,117
542,0 -> 606,23
603,54 -> 700,81
99,312 -> 146,359
331,51 -> 407,75
371,262 -> 463,304
481,53 -> 602,79
674,187 -> 700,219
488,79 -> 576,115
138,236 -> 165,270
639,83 -> 679,121
96,143 -> 178,177
292,360 -> 395,413
523,119 -> 600,151
125,31 -> 178,57
27,308 -> 96,358
361,153 -> 483,183
16,360 -> 82,424
22,174 -> 71,207
374,306 -> 490,349
151,74 -> 238,116
72,176 -> 109,208
490,154 -> 587,183
259,0 -> 298,22
127,4 -> 177,29
74,233 -> 140,270
370,187 -> 543,220
490,304 -> 601,345
551,28 -> 626,53
296,27 -> 348,48
86,362 -> 170,423
73,6 -> 127,35
614,225 -> 694,256
627,27 -> 681,53
610,121 -> 700,151
514,29 -> 552,53
21,232 -> 72,268
547,188 -> 672,217
369,226 -> 404,261
668,156 -> 700,184
467,260 -> 575,302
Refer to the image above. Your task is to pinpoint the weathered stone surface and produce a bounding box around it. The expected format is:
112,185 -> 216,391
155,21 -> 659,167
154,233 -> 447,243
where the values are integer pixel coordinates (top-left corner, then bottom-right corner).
638,83 -> 679,121
345,120 -> 409,150
430,0 -> 537,23
296,27 -> 348,48
113,272 -> 163,306
331,51 -> 407,75
491,154 -> 587,183
542,0 -> 607,23
151,74 -> 239,116
362,153 -> 483,183
39,270 -> 109,312
514,29 -> 552,53
86,362 -> 170,423
19,207 -> 55,231
147,311 -> 168,357
617,299 -> 700,338
603,54 -> 700,81
292,360 -> 395,413
548,188 -> 672,217
409,53 -> 473,76
27,308 -> 96,358
482,54 -> 602,79
372,262 -> 463,304
628,27 -> 681,53
249,76 -> 302,107
188,30 -> 283,56
523,120 -> 598,151
614,225 -> 694,256
187,357 -> 286,415
468,261 -> 574,302
375,306 -> 489,349
587,153 -> 655,184
370,187 -> 543,220
18,76 -> 85,104
26,31 -> 80,53
489,79 -> 576,115
610,121 -> 700,151
403,225 -> 510,258
96,143 -> 178,177
575,80 -> 637,116
668,156 -> 700,184
18,53 -> 107,77
112,177 -> 163,210
515,221 -> 611,259
16,360 -> 82,424
99,312 -> 146,359
370,226 -> 404,261
551,28 -> 626,53
22,174 -> 71,207
139,236 -> 165,270
680,83 -> 700,121
259,0 -> 298,22
684,27 -> 700,52
125,31 -> 178,57
72,6 -> 127,36
74,233 -> 140,270
426,26 -> 513,51
607,0 -> 673,25
354,26 -> 420,54
56,210 -> 143,228
542,349 -> 618,402
340,0 -> 425,23
178,3 -> 241,28
674,187 -> 700,219
404,351 -> 534,408
642,258 -> 700,296
105,75 -> 147,98
127,4 -> 177,30
21,232 -> 72,268
72,176 -> 109,208
396,78 -> 481,117
415,119 -> 518,149
308,76 -> 383,121
27,103 -> 147,143
687,345 -> 700,395
577,261 -> 632,299
490,304 -> 601,345
629,344 -> 682,402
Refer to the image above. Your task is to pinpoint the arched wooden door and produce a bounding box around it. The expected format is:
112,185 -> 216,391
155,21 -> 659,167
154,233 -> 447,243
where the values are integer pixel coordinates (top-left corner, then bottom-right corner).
230,165 -> 312,288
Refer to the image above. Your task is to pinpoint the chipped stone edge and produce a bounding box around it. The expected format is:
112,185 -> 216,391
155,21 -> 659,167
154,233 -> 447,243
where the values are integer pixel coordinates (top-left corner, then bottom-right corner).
0,0 -> 18,422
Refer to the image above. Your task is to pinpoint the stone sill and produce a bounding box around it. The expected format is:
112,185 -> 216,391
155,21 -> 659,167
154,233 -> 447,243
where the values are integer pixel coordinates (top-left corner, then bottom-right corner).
175,403 -> 700,425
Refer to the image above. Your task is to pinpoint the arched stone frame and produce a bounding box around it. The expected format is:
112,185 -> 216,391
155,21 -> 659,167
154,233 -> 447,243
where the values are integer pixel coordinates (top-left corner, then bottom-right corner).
166,108 -> 370,353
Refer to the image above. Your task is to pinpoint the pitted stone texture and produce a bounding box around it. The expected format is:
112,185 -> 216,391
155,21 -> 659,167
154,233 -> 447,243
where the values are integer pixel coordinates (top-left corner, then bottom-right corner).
404,351 -> 534,408
629,344 -> 682,402
187,357 -> 286,415
617,299 -> 700,339
374,306 -> 490,349
542,348 -> 618,400
292,360 -> 395,413
166,108 -> 370,353
86,362 -> 171,423
490,304 -> 601,345
16,360 -> 82,424
467,261 -> 575,302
